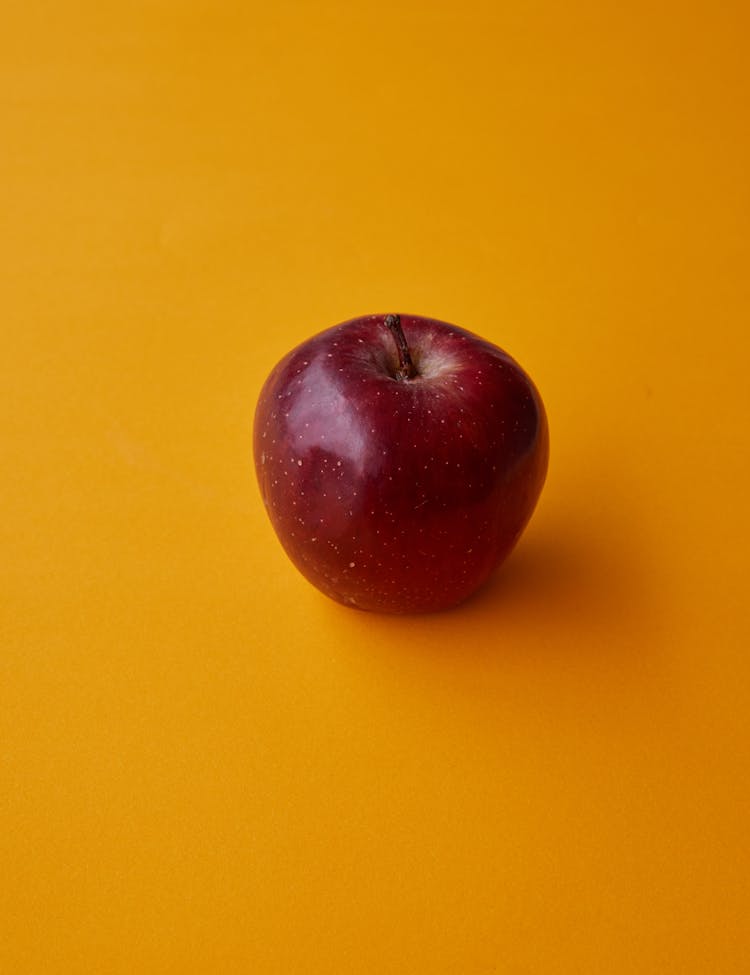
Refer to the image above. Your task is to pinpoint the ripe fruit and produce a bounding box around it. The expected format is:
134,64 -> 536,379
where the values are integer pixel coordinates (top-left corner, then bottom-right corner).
254,313 -> 548,613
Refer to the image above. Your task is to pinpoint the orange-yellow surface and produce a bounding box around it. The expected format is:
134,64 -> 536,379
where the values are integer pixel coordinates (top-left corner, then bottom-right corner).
2,2 -> 749,972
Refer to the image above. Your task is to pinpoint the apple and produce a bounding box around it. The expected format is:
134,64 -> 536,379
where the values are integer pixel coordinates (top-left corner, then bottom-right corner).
254,313 -> 548,614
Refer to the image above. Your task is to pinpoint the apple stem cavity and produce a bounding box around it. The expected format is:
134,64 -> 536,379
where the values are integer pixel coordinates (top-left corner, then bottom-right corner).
384,314 -> 418,381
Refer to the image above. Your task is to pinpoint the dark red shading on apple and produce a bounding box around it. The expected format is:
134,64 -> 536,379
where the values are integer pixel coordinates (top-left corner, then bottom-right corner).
254,313 -> 549,614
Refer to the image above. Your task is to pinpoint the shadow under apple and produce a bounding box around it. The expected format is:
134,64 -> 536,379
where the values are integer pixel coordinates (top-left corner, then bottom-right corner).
317,470 -> 661,676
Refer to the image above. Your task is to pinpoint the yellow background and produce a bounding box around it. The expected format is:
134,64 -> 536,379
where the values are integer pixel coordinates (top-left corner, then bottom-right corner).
2,1 -> 749,972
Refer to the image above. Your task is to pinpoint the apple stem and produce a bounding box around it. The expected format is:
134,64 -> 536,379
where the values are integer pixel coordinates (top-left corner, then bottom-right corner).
384,314 -> 418,380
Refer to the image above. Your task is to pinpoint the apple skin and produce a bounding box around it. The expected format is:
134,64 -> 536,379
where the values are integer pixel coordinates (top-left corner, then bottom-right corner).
253,313 -> 548,614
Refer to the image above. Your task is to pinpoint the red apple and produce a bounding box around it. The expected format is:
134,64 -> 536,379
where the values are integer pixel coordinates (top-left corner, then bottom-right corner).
254,313 -> 548,613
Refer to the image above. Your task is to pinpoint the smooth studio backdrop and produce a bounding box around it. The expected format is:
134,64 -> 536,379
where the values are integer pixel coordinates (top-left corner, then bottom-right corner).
2,1 -> 749,972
